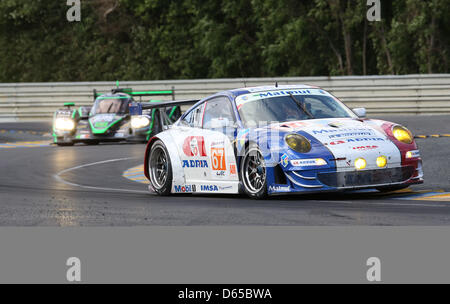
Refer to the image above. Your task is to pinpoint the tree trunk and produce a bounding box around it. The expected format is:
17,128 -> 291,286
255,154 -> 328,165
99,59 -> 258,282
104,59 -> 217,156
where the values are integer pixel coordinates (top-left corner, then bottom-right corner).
427,15 -> 436,74
376,23 -> 394,74
362,18 -> 367,75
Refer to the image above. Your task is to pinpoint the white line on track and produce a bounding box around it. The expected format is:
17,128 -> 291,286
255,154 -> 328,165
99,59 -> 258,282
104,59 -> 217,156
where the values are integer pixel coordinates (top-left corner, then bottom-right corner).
54,157 -> 149,194
55,158 -> 450,207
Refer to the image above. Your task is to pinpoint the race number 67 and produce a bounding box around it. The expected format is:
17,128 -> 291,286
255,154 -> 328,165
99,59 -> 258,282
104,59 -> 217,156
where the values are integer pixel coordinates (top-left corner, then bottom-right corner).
211,147 -> 226,171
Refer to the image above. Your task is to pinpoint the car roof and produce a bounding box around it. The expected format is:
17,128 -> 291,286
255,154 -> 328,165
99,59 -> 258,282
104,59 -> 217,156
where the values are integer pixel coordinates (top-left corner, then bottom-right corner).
182,84 -> 319,121
95,92 -> 133,101
203,84 -> 318,100
97,92 -> 132,98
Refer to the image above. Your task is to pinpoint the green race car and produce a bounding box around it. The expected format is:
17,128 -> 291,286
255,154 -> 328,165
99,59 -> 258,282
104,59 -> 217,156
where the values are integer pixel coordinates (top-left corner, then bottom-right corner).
52,87 -> 180,146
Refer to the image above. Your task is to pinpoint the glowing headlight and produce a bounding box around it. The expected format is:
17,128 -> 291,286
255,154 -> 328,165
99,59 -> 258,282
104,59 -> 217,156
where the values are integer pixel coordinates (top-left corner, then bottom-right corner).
376,156 -> 387,168
131,116 -> 150,129
393,126 -> 413,144
54,118 -> 75,131
285,134 -> 311,153
354,158 -> 367,170
406,150 -> 420,159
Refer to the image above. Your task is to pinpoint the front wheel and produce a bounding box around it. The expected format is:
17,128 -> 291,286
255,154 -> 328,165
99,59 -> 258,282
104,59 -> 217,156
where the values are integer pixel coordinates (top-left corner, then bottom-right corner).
240,144 -> 268,199
148,140 -> 172,195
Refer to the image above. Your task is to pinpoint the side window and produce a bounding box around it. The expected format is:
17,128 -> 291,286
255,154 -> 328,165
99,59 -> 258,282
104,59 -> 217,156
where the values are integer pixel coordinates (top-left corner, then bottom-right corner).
180,103 -> 204,128
202,97 -> 235,129
181,111 -> 193,126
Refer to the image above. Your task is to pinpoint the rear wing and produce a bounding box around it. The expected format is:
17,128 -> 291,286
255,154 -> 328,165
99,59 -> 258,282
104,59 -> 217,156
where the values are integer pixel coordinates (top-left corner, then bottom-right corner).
93,87 -> 176,102
130,99 -> 200,130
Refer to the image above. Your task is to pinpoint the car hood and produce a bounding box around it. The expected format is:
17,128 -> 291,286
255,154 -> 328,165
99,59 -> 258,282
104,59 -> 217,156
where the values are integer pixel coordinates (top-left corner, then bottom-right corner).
268,118 -> 401,170
89,114 -> 124,133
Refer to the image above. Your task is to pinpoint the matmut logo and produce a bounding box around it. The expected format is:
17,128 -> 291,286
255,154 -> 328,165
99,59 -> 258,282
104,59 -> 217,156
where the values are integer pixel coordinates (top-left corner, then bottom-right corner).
182,136 -> 207,157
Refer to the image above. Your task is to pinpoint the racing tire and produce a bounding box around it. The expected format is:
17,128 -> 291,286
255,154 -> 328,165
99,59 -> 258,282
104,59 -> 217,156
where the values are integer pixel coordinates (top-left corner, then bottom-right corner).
148,140 -> 172,196
56,142 -> 74,147
54,141 -> 74,147
376,185 -> 409,193
240,143 -> 268,199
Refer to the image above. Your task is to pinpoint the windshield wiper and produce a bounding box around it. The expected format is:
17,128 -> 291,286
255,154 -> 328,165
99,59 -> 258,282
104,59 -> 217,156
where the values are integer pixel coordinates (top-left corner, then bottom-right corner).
289,94 -> 314,119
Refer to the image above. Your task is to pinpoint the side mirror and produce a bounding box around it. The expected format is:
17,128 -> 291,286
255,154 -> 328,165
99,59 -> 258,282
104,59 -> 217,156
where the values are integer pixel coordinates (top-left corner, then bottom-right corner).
353,107 -> 366,118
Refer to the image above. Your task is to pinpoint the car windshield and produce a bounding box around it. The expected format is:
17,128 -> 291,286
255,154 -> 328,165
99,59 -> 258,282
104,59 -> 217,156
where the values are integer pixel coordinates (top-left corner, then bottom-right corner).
236,91 -> 356,127
91,97 -> 129,114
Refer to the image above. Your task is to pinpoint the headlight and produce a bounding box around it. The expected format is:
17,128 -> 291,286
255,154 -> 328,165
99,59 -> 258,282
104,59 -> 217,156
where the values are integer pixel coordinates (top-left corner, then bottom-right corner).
54,118 -> 75,131
131,116 -> 150,129
406,150 -> 420,159
376,156 -> 387,168
285,134 -> 311,153
354,158 -> 367,170
393,125 -> 413,144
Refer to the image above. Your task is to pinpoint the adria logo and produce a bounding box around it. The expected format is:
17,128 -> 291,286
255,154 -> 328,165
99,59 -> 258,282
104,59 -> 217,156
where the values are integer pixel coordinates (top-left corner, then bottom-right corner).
329,140 -> 346,145
352,145 -> 378,151
182,136 -> 207,157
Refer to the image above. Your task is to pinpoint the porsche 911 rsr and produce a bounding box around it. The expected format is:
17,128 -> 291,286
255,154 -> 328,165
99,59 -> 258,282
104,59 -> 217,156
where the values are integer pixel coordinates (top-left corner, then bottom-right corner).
132,85 -> 423,199
52,87 -> 181,146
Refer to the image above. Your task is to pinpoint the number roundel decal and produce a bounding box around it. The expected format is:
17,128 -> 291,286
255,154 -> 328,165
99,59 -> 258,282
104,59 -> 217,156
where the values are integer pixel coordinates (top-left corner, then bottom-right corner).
183,136 -> 207,157
211,147 -> 226,171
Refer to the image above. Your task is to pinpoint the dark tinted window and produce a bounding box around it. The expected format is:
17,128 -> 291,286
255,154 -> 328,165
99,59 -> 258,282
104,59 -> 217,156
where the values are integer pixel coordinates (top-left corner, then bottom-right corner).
238,95 -> 352,126
91,96 -> 130,114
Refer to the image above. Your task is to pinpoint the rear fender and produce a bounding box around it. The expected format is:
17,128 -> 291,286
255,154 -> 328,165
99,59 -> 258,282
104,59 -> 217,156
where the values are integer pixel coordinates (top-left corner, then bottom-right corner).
144,131 -> 186,187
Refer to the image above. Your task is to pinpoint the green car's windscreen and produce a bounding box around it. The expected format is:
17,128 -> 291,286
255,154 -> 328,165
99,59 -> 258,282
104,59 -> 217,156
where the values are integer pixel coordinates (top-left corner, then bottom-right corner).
91,97 -> 131,115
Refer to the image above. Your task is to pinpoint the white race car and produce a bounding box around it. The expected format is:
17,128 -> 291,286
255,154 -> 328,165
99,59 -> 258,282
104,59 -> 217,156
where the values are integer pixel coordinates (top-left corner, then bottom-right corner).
130,85 -> 423,199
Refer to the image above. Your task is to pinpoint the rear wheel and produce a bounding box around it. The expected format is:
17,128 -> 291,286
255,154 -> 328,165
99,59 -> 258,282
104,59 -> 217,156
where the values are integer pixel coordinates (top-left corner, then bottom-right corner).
148,140 -> 172,195
240,144 -> 268,199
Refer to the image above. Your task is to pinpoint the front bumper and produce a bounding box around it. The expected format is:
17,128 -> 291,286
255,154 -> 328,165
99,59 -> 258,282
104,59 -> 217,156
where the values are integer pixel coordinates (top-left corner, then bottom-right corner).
267,160 -> 423,195
317,166 -> 417,188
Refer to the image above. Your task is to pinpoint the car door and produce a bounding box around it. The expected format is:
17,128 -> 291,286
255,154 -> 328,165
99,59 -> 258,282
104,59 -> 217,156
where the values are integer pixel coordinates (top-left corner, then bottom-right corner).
200,97 -> 239,190
171,97 -> 239,194
170,102 -> 209,185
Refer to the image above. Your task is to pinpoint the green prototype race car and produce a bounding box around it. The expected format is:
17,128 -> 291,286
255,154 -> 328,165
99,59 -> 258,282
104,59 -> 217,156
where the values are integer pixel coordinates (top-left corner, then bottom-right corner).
52,86 -> 181,146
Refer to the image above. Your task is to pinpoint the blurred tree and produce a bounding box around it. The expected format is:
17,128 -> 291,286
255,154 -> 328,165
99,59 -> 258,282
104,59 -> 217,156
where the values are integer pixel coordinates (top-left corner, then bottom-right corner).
0,0 -> 448,82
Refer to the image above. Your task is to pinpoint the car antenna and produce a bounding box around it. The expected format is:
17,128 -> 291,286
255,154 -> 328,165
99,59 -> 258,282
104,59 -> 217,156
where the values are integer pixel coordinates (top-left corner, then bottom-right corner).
275,81 -> 278,88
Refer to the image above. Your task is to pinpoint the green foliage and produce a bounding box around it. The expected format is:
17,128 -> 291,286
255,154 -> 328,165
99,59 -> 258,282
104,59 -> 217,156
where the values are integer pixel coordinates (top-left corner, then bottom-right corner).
0,0 -> 448,82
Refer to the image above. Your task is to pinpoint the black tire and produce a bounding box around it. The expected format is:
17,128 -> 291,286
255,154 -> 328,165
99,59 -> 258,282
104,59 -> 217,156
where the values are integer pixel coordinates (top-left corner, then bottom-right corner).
376,185 -> 409,193
56,142 -> 74,147
148,140 -> 172,196
240,143 -> 268,199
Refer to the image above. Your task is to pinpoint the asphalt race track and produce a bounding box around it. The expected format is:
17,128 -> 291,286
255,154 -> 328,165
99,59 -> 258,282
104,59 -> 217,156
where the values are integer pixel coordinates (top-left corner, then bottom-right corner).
0,116 -> 449,226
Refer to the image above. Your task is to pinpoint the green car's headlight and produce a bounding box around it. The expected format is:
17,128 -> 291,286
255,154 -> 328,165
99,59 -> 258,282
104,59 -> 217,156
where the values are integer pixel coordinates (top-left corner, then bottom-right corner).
285,134 -> 311,153
392,125 -> 413,144
131,116 -> 150,129
54,118 -> 75,131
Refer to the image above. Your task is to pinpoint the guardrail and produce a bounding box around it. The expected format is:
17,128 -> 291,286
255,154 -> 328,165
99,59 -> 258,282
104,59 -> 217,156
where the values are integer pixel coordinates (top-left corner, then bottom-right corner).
0,74 -> 449,121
